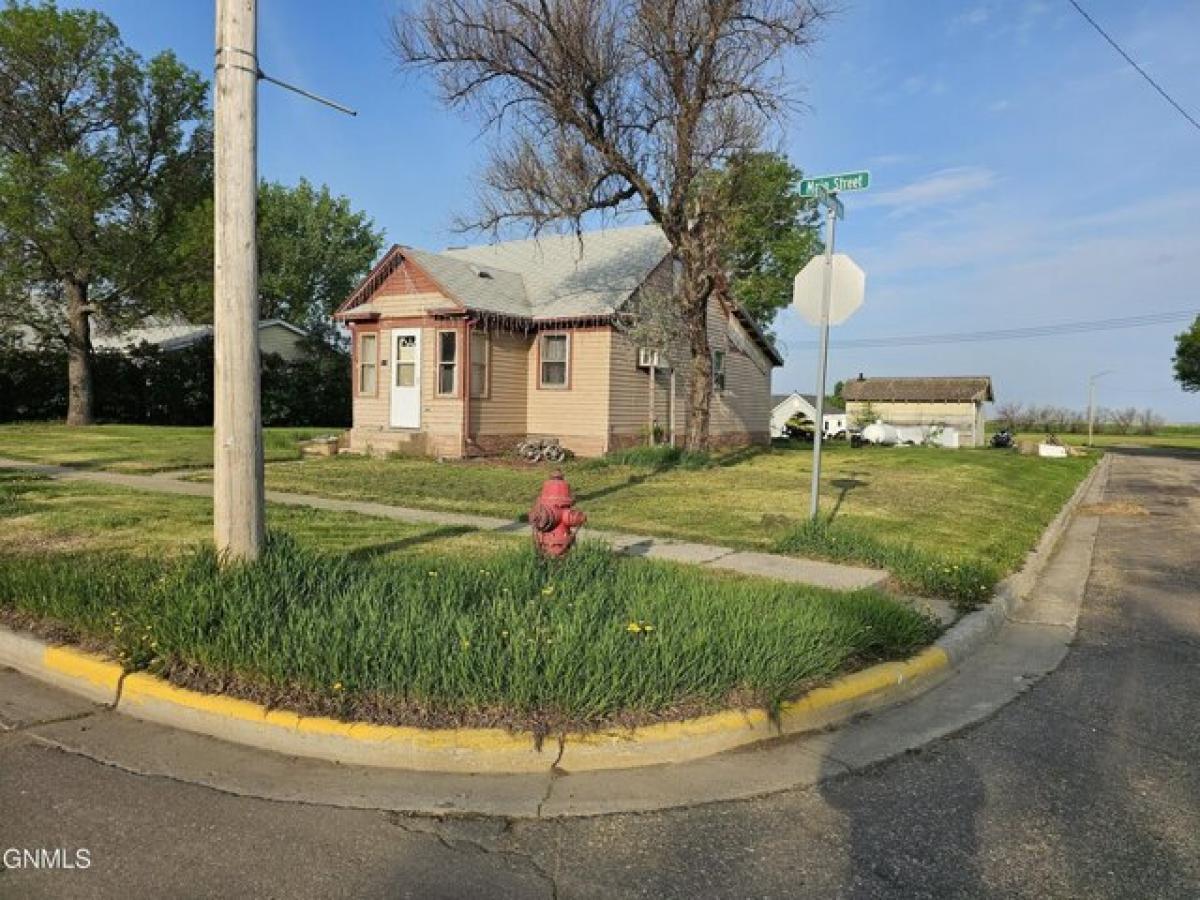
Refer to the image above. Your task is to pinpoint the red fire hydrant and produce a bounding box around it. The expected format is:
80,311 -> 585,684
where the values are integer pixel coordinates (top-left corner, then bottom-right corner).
529,471 -> 587,558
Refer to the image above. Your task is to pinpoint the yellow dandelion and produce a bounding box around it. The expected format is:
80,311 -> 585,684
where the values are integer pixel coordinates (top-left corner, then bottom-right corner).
332,681 -> 344,691
626,621 -> 642,633
541,585 -> 555,596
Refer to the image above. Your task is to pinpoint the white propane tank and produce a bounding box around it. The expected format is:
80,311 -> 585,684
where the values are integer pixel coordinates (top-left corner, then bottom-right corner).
862,422 -> 899,445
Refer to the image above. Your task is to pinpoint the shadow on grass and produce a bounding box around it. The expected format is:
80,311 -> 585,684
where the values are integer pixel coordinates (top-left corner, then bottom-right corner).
342,525 -> 477,562
574,444 -> 767,506
828,474 -> 868,524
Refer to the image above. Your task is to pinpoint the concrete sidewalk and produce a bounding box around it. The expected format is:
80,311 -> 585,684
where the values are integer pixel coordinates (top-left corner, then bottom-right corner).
0,457 -> 887,592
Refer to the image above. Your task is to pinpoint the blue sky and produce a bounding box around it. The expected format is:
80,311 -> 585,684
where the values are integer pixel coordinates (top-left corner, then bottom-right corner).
73,0 -> 1200,419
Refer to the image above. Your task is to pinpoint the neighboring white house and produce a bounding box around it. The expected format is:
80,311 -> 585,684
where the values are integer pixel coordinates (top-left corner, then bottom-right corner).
770,392 -> 847,438
91,317 -> 309,362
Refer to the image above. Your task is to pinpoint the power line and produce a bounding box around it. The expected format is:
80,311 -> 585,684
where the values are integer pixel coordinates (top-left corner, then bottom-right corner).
793,309 -> 1197,349
1066,0 -> 1200,133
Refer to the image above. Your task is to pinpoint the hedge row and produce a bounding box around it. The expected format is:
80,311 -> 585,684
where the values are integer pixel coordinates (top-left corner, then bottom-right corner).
0,338 -> 349,427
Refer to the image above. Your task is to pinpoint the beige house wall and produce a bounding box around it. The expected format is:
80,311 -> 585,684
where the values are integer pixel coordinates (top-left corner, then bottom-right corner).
468,328 -> 529,453
525,327 -> 612,457
844,399 -> 987,446
608,295 -> 772,449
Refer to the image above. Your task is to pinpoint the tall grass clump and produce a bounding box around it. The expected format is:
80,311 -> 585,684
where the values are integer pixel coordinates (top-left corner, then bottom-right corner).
776,520 -> 998,611
0,535 -> 937,732
587,444 -> 712,470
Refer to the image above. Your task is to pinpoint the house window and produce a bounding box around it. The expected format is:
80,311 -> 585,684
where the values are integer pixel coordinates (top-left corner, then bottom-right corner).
539,333 -> 569,388
357,332 -> 377,396
395,334 -> 417,387
712,349 -> 727,392
437,330 -> 458,396
470,331 -> 489,399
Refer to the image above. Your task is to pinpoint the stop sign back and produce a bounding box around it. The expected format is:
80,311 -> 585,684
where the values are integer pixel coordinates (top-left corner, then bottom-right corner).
792,253 -> 865,326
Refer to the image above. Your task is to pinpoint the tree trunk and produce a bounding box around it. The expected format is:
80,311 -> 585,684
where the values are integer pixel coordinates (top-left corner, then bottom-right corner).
65,278 -> 95,426
684,307 -> 712,451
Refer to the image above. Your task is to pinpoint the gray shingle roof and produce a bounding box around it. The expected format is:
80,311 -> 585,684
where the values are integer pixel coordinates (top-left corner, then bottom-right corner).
842,377 -> 994,403
401,248 -> 528,317
338,223 -> 783,365
439,225 -> 670,320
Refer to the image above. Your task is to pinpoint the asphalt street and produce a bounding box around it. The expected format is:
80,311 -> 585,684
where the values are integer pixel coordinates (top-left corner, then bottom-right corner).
1,449 -> 1197,899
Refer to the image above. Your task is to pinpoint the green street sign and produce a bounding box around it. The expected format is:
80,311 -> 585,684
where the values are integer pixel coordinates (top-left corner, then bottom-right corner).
799,171 -> 870,197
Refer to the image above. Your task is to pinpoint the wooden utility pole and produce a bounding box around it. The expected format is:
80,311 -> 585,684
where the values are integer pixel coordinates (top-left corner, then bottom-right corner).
213,0 -> 265,561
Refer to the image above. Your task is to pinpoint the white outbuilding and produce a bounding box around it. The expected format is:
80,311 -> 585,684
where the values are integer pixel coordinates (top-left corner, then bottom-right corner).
770,392 -> 847,438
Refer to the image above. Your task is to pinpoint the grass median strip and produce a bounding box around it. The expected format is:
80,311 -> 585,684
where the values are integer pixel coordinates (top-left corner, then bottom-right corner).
0,472 -> 936,734
0,539 -> 936,734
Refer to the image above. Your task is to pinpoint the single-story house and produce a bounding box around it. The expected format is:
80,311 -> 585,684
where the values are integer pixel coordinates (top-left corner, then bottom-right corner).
770,392 -> 847,438
91,318 -> 309,362
333,224 -> 781,458
841,375 -> 994,447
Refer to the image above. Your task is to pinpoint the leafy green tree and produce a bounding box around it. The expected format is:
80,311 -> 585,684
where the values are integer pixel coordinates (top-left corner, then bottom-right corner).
0,1 -> 210,424
716,151 -> 822,332
178,179 -> 384,339
1174,314 -> 1200,392
260,179 -> 383,335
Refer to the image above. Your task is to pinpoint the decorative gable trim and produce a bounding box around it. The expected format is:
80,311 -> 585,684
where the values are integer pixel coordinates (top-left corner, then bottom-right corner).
335,245 -> 465,319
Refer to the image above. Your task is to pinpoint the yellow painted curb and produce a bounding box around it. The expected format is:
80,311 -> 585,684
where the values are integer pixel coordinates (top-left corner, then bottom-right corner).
40,645 -> 123,704
3,623 -> 952,773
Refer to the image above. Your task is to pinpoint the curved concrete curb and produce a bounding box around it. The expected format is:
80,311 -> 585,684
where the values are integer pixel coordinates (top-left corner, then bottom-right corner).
935,453 -> 1109,666
0,455 -> 1109,775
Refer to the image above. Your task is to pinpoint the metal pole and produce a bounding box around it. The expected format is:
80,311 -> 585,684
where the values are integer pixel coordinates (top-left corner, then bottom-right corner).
809,206 -> 837,521
1087,376 -> 1096,447
1087,369 -> 1113,448
213,0 -> 265,561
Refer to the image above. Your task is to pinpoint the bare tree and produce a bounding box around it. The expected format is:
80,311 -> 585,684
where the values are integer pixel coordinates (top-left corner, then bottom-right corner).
1136,407 -> 1163,435
391,0 -> 828,449
1110,406 -> 1138,434
994,401 -> 1022,431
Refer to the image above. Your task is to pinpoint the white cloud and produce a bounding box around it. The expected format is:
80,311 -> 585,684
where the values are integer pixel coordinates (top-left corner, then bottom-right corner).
950,5 -> 990,30
857,166 -> 997,214
866,153 -> 913,168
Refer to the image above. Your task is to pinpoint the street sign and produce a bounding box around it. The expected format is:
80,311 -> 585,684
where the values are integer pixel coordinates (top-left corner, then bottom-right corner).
792,253 -> 865,326
799,171 -> 870,197
814,185 -> 844,220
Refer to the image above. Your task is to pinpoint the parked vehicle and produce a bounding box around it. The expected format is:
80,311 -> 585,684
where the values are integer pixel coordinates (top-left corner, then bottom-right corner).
991,429 -> 1015,449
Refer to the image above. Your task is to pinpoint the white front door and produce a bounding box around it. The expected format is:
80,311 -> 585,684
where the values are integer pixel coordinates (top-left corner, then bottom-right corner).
389,328 -> 421,428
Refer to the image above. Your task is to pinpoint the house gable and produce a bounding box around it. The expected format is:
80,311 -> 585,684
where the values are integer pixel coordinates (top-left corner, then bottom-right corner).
336,245 -> 464,322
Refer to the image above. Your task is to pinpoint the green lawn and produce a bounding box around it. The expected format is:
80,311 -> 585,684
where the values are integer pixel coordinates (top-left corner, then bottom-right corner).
261,442 -> 1095,598
0,470 -> 514,561
0,424 -> 1097,604
0,423 -> 335,472
0,471 -> 935,732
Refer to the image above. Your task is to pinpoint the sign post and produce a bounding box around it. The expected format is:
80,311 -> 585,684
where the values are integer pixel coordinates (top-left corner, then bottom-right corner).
809,190 -> 837,523
793,173 -> 869,521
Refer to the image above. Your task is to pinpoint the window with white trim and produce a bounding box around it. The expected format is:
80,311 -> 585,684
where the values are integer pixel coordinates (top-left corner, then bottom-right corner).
437,330 -> 458,396
470,331 -> 489,398
712,349 -> 727,392
357,332 -> 377,396
539,333 -> 569,388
